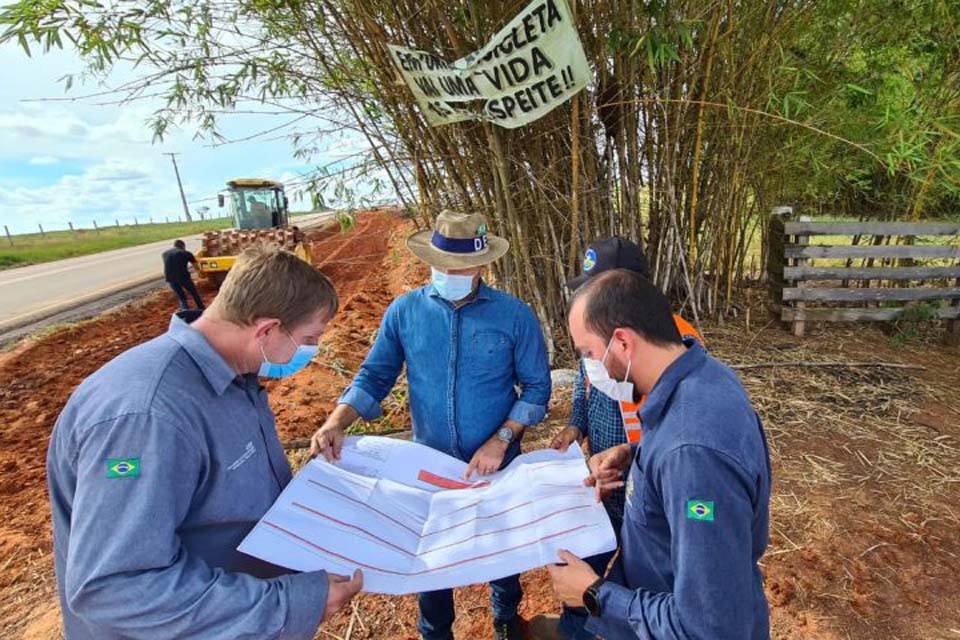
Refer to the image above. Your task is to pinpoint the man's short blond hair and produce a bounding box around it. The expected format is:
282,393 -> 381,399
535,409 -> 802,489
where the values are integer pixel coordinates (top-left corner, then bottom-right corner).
214,243 -> 338,328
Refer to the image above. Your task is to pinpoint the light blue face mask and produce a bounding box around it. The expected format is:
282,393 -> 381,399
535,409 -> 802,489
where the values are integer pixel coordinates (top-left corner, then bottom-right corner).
258,329 -> 319,378
431,267 -> 476,301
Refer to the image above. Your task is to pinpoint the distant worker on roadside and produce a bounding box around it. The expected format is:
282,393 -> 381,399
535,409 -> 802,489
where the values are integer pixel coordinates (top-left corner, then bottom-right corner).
547,270 -> 771,639
48,245 -> 361,639
162,239 -> 205,311
531,237 -> 704,640
311,210 -> 551,640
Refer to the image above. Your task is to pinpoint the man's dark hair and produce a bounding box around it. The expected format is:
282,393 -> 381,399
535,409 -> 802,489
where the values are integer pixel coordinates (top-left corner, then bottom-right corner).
174,239 -> 186,250
572,269 -> 682,347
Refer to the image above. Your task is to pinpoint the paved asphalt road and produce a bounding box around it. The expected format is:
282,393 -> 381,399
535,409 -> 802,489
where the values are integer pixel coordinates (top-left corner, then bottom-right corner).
0,212 -> 334,334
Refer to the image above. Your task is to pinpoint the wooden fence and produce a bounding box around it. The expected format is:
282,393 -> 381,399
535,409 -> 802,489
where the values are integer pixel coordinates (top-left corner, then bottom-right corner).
768,216 -> 960,342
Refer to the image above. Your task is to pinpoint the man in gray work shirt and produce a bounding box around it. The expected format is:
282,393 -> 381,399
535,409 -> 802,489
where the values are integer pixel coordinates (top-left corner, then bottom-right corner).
47,244 -> 362,639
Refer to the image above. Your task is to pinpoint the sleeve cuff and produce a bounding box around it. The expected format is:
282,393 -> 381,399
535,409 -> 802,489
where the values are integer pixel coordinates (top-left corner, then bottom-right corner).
278,570 -> 328,639
583,580 -> 636,636
339,386 -> 382,421
569,407 -> 588,432
507,399 -> 546,427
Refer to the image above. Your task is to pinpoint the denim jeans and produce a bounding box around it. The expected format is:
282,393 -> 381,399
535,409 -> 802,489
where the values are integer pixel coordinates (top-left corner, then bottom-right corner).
558,504 -> 622,640
168,279 -> 204,310
417,573 -> 523,640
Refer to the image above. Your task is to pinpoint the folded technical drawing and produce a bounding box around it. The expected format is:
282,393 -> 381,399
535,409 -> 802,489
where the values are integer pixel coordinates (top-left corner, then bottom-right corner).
239,436 -> 617,594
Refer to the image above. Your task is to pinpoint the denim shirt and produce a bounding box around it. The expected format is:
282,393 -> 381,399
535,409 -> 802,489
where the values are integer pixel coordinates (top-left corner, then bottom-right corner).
340,282 -> 551,461
586,341 -> 771,640
48,316 -> 328,640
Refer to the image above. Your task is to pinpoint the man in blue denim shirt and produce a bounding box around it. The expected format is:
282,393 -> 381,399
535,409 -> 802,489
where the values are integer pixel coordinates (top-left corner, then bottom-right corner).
311,210 -> 552,640
47,245 -> 363,639
548,270 -> 771,639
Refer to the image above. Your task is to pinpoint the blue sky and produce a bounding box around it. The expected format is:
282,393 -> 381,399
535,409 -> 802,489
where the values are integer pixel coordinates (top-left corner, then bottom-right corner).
0,40 -> 373,234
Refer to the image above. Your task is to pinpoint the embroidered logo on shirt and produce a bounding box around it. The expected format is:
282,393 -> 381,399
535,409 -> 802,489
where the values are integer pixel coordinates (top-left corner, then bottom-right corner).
686,500 -> 714,521
228,442 -> 256,471
107,458 -> 140,479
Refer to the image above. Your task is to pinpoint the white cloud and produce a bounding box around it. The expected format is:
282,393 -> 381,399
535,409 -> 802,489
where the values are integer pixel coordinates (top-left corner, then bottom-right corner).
0,40 -> 398,234
28,155 -> 60,165
0,157 -> 180,230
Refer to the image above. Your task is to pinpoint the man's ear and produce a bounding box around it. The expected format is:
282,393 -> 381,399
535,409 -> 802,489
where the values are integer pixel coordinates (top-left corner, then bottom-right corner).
611,327 -> 631,352
613,327 -> 644,363
252,318 -> 281,340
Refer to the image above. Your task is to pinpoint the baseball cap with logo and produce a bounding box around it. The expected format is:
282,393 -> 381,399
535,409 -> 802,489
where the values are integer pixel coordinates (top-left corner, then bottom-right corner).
566,236 -> 650,291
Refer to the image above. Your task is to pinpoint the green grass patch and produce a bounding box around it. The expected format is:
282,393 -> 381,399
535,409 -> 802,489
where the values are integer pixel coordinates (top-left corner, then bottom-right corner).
0,219 -> 234,270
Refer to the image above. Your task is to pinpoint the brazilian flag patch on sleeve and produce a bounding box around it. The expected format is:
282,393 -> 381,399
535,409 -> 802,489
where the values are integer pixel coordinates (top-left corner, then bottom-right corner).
107,458 -> 140,479
686,500 -> 714,521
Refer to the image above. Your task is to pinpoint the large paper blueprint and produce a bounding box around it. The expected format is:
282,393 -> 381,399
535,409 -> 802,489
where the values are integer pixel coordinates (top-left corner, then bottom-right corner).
239,436 -> 616,594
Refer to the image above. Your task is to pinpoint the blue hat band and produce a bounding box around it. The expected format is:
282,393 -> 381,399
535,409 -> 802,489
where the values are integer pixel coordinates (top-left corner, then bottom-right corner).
431,231 -> 489,254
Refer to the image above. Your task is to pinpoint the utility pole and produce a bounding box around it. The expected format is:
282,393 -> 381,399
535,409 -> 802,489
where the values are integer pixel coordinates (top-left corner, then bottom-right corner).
163,152 -> 192,222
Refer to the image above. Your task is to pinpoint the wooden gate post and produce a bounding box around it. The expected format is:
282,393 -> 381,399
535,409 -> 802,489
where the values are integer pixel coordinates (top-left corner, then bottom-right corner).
792,214 -> 810,337
949,271 -> 960,347
766,208 -> 790,318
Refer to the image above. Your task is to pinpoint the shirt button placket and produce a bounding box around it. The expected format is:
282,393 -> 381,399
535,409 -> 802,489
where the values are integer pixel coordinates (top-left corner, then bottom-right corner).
448,307 -> 461,459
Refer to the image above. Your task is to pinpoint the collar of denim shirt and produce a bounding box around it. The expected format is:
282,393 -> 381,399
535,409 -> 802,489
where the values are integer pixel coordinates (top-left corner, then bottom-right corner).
166,314 -> 239,396
427,278 -> 493,307
637,337 -> 706,428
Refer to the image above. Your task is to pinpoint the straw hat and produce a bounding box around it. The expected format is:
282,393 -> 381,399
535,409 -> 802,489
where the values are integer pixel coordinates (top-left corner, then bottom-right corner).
406,210 -> 510,269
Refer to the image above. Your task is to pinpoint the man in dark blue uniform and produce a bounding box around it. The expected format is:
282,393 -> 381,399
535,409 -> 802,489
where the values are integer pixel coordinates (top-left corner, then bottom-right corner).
162,239 -> 205,310
547,269 -> 772,639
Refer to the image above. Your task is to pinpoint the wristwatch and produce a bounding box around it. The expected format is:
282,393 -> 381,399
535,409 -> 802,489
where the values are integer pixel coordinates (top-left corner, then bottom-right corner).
583,577 -> 605,617
496,426 -> 514,445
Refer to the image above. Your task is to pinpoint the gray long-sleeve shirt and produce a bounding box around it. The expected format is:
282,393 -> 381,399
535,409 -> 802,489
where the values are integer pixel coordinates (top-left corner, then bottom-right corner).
48,315 -> 328,639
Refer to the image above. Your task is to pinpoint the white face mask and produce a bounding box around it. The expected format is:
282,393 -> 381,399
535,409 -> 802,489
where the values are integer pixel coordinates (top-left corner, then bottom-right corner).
431,267 -> 475,301
584,337 -> 643,444
582,337 -> 634,403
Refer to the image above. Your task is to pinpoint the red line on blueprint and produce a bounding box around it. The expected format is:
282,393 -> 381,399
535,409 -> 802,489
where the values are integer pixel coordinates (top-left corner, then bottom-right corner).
525,461 -> 570,471
292,502 -> 415,557
329,470 -> 371,491
421,499 -> 534,538
290,500 -> 593,559
419,504 -> 593,556
539,484 -> 593,493
306,479 -> 422,536
418,469 -> 490,490
436,500 -> 482,519
263,520 -> 594,576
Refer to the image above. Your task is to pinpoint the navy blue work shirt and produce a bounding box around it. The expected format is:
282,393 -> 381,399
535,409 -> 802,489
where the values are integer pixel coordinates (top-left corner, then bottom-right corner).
48,315 -> 328,639
339,281 -> 552,461
586,340 -> 772,639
